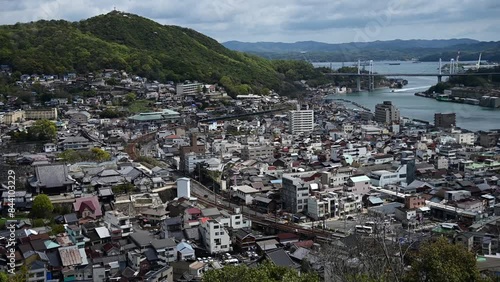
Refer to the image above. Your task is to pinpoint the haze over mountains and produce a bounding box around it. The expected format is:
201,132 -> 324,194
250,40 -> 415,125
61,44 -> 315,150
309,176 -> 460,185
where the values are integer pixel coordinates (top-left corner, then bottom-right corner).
223,39 -> 500,62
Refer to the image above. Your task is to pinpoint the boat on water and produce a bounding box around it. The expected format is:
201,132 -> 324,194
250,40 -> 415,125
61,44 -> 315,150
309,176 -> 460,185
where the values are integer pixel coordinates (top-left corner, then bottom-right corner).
435,94 -> 452,102
388,63 -> 401,65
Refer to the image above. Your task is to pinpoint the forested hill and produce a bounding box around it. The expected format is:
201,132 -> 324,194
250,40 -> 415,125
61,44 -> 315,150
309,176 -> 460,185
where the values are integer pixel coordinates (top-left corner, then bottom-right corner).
0,11 -> 323,96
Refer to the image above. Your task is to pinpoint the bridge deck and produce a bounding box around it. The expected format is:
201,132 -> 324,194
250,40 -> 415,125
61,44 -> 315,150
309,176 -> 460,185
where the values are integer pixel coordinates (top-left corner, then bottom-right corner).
325,72 -> 500,77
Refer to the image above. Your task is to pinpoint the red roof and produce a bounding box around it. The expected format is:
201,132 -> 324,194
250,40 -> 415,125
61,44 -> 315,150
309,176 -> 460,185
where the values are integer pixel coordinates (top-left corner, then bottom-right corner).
186,207 -> 201,215
165,135 -> 181,139
277,233 -> 299,241
293,240 -> 315,249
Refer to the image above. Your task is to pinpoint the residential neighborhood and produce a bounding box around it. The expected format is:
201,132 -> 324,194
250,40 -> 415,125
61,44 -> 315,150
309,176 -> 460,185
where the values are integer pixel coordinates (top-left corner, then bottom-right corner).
1,67 -> 500,281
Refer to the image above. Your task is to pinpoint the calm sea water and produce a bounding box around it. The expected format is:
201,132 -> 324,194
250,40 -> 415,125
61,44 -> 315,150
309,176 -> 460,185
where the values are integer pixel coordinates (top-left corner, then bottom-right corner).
314,61 -> 500,131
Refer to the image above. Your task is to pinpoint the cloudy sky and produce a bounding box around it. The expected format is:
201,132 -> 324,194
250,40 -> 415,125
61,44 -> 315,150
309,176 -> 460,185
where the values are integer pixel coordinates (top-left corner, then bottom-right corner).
1,0 -> 499,43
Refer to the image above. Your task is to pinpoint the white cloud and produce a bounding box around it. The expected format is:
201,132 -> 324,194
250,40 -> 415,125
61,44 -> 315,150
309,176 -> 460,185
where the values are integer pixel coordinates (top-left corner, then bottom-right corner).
0,0 -> 498,43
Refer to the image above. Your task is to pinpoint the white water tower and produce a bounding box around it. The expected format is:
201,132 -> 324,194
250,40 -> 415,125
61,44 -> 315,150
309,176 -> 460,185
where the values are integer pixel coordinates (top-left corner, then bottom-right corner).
177,178 -> 191,199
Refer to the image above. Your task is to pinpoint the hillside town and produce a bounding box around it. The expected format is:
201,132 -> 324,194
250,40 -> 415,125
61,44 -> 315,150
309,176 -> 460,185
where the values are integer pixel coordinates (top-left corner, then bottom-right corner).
1,68 -> 500,282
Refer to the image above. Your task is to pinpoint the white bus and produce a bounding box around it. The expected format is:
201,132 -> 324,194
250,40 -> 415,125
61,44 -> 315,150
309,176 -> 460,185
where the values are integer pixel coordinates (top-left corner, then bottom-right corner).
355,225 -> 373,234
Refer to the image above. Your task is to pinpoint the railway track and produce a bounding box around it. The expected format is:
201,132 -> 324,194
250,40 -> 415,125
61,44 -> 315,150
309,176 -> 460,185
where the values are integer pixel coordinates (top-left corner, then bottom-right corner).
193,191 -> 334,240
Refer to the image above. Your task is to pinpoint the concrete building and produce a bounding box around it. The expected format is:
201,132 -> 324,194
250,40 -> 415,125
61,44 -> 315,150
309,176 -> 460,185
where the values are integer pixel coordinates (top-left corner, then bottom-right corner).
282,172 -> 317,214
479,131 -> 500,148
374,101 -> 400,124
434,113 -> 456,129
435,156 -> 449,170
176,81 -> 202,95
128,109 -> 180,123
307,191 -> 339,220
339,193 -> 362,216
405,195 -> 426,210
232,185 -> 259,205
450,130 -> 475,145
345,175 -> 371,195
2,110 -> 25,124
216,208 -> 252,229
288,110 -> 314,134
368,164 -> 408,187
180,134 -> 206,172
199,218 -> 231,254
320,167 -> 354,188
177,178 -> 191,199
241,145 -> 274,161
25,108 -> 58,120
103,210 -> 133,237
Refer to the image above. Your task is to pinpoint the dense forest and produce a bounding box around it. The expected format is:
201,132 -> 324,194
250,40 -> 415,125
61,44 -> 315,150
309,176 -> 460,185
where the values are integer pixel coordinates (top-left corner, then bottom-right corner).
0,11 -> 329,96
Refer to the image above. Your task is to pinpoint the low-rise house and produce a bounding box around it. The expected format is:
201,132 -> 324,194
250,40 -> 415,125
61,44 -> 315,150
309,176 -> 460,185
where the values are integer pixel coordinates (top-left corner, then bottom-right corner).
234,228 -> 256,251
104,210 -> 133,237
176,242 -> 195,261
151,238 -> 177,263
142,207 -> 169,224
73,196 -> 102,219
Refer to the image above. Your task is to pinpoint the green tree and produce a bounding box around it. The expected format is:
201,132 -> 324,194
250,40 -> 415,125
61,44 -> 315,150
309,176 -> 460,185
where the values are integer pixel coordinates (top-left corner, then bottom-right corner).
32,194 -> 54,219
27,119 -> 57,141
91,147 -> 111,162
50,224 -> 66,235
125,92 -> 136,103
8,264 -> 29,282
58,149 -> 81,162
203,260 -> 320,282
403,237 -> 482,282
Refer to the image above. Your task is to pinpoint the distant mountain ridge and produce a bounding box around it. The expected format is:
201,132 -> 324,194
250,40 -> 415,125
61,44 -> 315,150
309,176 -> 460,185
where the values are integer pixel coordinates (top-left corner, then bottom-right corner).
222,39 -> 500,62
223,39 -> 480,52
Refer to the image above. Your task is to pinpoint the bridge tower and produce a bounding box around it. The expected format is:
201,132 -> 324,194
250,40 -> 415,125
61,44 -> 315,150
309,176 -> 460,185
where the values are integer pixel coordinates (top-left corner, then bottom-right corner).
438,58 -> 442,83
356,59 -> 361,91
368,60 -> 375,91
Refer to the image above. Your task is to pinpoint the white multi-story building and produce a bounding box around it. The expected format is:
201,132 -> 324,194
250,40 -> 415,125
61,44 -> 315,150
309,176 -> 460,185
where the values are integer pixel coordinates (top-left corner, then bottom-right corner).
282,172 -> 318,214
307,191 -> 339,220
288,110 -> 314,134
345,175 -> 371,195
368,164 -> 408,187
451,130 -> 475,146
320,167 -> 354,188
103,210 -> 133,237
241,145 -> 274,160
199,218 -> 231,254
339,193 -> 362,216
176,81 -> 202,95
216,208 -> 252,229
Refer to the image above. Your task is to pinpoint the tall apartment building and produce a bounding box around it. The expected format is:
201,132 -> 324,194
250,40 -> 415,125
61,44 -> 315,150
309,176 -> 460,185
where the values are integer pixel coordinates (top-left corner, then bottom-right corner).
282,172 -> 318,214
374,101 -> 400,124
434,113 -> 456,129
288,110 -> 314,134
176,81 -> 202,95
199,218 -> 231,254
180,134 -> 206,172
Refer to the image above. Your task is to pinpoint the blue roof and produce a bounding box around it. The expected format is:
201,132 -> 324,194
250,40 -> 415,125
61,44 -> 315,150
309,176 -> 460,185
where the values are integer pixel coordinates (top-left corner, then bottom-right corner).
270,179 -> 282,184
176,242 -> 194,253
368,197 -> 383,205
